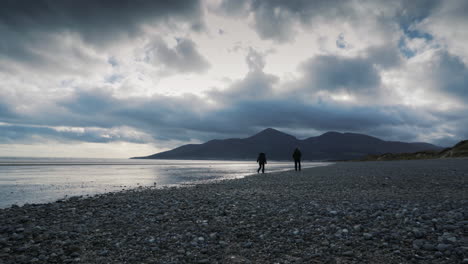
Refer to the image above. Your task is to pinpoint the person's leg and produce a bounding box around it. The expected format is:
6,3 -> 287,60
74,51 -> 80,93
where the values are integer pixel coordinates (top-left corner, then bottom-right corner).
298,160 -> 301,171
257,164 -> 261,173
294,160 -> 298,171
262,163 -> 265,173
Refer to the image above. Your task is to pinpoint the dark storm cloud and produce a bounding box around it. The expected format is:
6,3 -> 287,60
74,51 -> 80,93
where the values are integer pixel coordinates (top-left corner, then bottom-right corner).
250,0 -> 357,42
299,55 -> 381,94
395,0 -> 441,35
0,124 -> 147,144
0,0 -> 204,65
206,100 -> 407,132
216,0 -> 445,43
216,0 -> 360,42
0,0 -> 203,42
429,51 -> 468,99
51,90 -> 428,142
0,101 -> 15,119
47,89 -> 211,141
145,37 -> 211,73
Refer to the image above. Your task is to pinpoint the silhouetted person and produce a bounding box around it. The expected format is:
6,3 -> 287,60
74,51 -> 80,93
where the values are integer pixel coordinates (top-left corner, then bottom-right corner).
257,152 -> 267,173
292,147 -> 302,171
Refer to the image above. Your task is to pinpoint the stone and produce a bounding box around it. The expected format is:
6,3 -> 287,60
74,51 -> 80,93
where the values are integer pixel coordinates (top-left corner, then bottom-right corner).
446,236 -> 457,243
412,230 -> 425,239
243,242 -> 253,248
353,225 -> 362,231
436,243 -> 452,252
412,239 -> 425,249
422,243 -> 435,251
363,233 -> 373,240
442,225 -> 458,231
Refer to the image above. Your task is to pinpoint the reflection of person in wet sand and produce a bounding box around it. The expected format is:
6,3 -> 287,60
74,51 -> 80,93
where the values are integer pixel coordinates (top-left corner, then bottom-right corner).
292,147 -> 302,171
257,152 -> 267,173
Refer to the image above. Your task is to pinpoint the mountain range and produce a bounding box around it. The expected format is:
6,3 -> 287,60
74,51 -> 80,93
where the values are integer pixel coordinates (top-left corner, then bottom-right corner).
132,128 -> 443,161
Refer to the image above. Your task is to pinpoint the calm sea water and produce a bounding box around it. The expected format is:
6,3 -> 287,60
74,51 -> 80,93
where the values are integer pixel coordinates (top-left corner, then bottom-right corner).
0,158 -> 330,208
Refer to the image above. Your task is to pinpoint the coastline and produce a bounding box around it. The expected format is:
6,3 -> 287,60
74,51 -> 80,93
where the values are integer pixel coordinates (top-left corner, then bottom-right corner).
0,160 -> 330,209
1,159 -> 467,263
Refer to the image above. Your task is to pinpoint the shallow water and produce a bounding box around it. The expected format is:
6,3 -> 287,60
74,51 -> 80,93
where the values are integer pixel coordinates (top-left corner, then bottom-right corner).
0,158 -> 330,208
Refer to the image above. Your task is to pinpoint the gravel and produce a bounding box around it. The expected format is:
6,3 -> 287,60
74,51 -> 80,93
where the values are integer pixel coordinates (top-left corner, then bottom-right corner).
0,158 -> 467,263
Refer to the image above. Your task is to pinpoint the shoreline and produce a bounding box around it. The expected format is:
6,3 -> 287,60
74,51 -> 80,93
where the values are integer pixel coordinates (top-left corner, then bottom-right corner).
0,160 -> 330,209
1,159 -> 467,263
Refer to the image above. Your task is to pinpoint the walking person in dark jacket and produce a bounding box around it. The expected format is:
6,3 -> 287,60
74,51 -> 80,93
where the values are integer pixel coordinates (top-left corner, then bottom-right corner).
292,148 -> 302,171
257,152 -> 267,173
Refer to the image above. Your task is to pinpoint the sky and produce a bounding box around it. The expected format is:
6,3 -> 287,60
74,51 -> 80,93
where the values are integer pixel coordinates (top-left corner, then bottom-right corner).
1,0 -> 467,158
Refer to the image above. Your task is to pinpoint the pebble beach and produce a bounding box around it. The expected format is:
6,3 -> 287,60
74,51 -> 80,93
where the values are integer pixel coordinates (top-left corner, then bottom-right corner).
0,158 -> 467,263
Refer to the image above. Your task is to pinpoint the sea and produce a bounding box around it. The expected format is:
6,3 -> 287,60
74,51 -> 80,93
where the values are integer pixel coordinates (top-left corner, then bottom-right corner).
0,158 -> 331,208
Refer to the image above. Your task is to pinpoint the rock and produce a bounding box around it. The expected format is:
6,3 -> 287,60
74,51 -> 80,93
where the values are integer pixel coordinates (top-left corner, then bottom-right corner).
442,224 -> 458,231
242,242 -> 253,248
67,246 -> 80,253
98,250 -> 109,256
436,243 -> 452,252
342,250 -> 354,257
422,243 -> 435,251
412,229 -> 425,239
363,233 -> 373,240
446,236 -> 457,243
412,239 -> 425,249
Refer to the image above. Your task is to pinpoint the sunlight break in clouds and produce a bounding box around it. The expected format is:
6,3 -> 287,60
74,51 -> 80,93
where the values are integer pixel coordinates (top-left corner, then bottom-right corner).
0,0 -> 467,157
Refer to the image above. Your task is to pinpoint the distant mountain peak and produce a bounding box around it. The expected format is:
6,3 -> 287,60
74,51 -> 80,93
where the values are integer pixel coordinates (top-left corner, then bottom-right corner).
249,128 -> 296,139
320,131 -> 342,136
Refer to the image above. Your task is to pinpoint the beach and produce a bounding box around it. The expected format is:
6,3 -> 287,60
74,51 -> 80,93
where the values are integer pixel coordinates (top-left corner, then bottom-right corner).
0,159 -> 467,263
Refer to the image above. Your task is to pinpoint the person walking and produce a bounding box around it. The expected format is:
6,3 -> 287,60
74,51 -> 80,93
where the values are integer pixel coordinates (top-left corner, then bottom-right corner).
257,152 -> 267,173
292,147 -> 302,171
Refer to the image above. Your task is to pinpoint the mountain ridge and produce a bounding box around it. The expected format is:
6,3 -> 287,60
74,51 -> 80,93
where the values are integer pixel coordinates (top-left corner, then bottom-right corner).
132,128 -> 443,161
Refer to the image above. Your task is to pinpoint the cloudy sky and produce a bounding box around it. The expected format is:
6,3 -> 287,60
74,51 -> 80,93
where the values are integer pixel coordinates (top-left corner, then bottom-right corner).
1,0 -> 467,158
